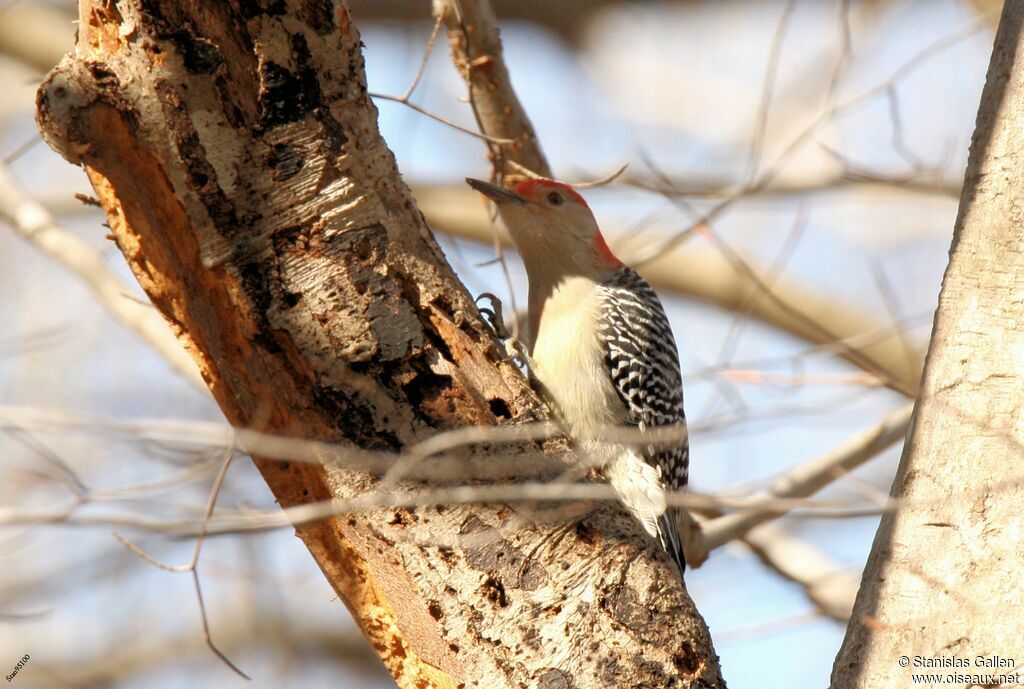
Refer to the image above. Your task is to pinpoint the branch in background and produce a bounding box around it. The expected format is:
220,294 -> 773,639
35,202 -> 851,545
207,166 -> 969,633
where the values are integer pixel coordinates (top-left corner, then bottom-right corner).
621,170 -> 962,199
0,401 -> 888,514
692,223 -> 918,398
21,615 -> 378,689
0,161 -> 206,391
33,168 -> 965,214
742,523 -> 859,622
433,0 -> 551,180
10,172 -> 943,393
0,402 -> 896,523
0,2 -> 73,75
0,472 -> 896,539
414,185 -> 926,393
692,403 -> 913,564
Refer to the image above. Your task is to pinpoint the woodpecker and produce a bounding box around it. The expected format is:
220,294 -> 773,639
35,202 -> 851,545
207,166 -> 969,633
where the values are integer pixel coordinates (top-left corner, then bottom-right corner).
466,176 -> 689,576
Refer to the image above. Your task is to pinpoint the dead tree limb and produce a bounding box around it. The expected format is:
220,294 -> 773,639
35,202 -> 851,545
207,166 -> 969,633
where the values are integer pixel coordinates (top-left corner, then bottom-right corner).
35,2 -> 723,687
832,2 -> 1024,685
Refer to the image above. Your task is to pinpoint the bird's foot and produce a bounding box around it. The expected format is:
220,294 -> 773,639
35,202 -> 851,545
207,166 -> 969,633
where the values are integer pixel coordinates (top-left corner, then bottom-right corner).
475,291 -> 509,340
475,292 -> 535,371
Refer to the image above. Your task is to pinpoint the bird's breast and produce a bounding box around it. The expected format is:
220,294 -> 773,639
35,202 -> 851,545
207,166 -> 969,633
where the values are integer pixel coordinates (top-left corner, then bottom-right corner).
530,277 -> 627,437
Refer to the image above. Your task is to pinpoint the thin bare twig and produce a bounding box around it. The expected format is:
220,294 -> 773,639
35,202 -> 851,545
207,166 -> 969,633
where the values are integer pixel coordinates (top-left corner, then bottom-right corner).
369,92 -> 515,144
368,9 -> 515,146
3,481 -> 892,539
402,13 -> 445,101
2,135 -> 41,165
115,441 -> 250,679
633,12 -> 992,268
434,0 -> 550,180
695,223 -> 917,397
825,0 -> 853,103
686,311 -> 930,385
505,159 -> 630,189
704,203 -> 808,418
746,0 -> 798,184
716,369 -> 882,388
871,261 -> 920,392
5,427 -> 89,497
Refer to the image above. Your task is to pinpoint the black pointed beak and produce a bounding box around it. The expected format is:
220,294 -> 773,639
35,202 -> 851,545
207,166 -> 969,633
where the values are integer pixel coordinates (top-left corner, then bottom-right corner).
466,178 -> 527,205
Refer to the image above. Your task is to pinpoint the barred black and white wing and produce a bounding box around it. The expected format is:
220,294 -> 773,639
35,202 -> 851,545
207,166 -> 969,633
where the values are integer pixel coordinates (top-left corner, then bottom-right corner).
598,267 -> 689,575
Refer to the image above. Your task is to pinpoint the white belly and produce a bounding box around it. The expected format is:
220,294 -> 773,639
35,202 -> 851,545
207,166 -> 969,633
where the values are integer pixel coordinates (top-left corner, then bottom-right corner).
530,276 -> 666,534
530,277 -> 627,438
528,276 -> 663,528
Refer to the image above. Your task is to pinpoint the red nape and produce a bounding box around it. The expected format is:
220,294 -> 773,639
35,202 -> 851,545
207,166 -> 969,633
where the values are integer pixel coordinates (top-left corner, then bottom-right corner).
513,178 -> 589,207
593,232 -> 624,268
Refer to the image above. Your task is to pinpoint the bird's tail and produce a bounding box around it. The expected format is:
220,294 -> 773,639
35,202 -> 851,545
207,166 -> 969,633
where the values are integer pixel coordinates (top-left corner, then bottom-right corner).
658,508 -> 687,579
604,448 -> 687,579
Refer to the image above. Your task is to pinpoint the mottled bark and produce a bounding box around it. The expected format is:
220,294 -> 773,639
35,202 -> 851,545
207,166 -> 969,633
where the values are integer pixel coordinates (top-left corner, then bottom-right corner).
35,1 -> 723,687
832,3 -> 1024,686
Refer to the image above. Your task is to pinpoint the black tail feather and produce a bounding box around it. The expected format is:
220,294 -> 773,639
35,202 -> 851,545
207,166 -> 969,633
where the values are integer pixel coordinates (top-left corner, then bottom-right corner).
658,509 -> 687,579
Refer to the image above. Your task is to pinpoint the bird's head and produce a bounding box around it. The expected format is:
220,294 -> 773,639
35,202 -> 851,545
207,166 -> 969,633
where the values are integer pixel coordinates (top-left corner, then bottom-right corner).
466,177 -> 622,280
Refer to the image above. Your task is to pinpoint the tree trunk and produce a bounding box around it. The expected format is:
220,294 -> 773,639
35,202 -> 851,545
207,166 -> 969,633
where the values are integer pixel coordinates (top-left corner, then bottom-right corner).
831,2 -> 1024,686
35,2 -> 724,687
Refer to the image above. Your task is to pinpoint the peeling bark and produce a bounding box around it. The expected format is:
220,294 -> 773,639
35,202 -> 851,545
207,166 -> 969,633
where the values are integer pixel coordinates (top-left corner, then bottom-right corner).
35,1 -> 722,687
831,3 -> 1024,686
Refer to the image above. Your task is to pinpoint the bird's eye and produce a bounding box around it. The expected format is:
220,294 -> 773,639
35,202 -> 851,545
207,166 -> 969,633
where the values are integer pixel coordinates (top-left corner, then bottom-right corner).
546,191 -> 564,206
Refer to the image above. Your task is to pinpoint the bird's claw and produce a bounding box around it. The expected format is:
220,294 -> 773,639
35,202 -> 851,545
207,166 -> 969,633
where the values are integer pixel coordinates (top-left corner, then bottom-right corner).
475,292 -> 535,371
475,292 -> 509,340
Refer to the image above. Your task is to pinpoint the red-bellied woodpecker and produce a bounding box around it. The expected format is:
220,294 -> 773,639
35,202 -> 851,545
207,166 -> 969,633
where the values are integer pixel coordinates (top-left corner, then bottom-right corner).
466,177 -> 689,577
